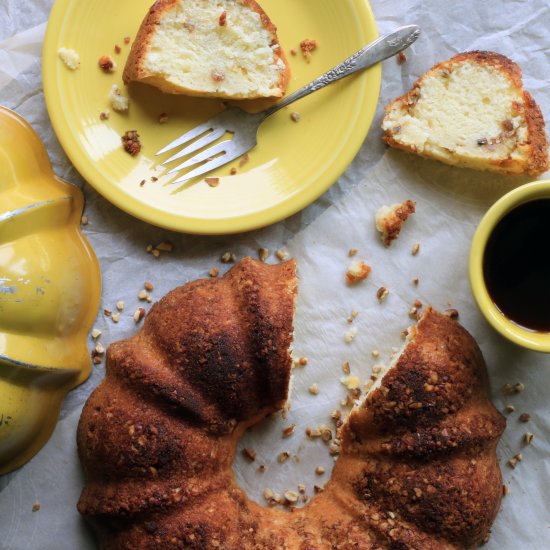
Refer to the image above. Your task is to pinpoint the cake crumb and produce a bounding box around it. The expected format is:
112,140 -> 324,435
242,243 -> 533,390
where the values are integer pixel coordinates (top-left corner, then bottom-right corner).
519,413 -> 531,422
300,38 -> 318,60
209,267 -> 220,278
110,84 -> 129,112
282,424 -> 296,437
133,308 -> 146,323
315,466 -> 325,475
275,249 -> 289,261
81,215 -> 89,225
524,432 -> 534,445
57,47 -> 80,70
346,260 -> 371,285
411,242 -> 420,255
91,328 -> 102,339
99,111 -> 110,121
375,200 -> 416,247
158,112 -> 169,124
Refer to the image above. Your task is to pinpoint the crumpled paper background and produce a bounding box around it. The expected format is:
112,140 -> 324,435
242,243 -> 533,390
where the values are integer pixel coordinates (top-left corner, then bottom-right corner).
1,0 -> 549,548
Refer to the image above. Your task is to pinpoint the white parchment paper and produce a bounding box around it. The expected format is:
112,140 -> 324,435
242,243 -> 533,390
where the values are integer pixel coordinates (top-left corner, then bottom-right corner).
1,1 -> 549,549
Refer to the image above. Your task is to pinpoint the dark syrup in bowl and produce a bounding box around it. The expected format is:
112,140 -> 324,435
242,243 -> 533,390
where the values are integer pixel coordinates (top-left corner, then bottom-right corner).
483,199 -> 550,333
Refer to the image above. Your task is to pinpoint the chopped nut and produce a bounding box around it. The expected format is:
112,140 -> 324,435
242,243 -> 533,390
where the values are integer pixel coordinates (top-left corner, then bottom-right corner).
124,36 -> 131,44
514,382 -> 525,393
277,451 -> 291,463
308,383 -> 319,395
408,306 -> 418,319
92,356 -> 102,365
397,51 -> 407,64
158,112 -> 169,124
502,485 -> 509,496
114,44 -> 121,54
220,252 -> 236,263
519,413 -> 531,422
344,327 -> 357,343
242,447 -> 257,461
282,424 -> 296,437
275,248 -> 289,261
219,10 -> 227,26
505,404 -> 515,413
346,260 -> 371,285
98,55 -> 116,72
290,111 -> 301,122
524,432 -> 534,445
111,312 -> 120,323
314,484 -> 324,494
230,167 -> 237,175
315,466 -> 325,475
205,177 -> 220,187
342,361 -> 350,374
296,356 -> 308,367
32,502 -> 41,512
139,179 -> 146,187
411,242 -> 420,255
376,287 -> 389,302
258,247 -> 269,261
133,308 -> 146,323
94,343 -> 105,355
91,328 -> 102,339
99,111 -> 110,121
121,130 -> 141,156
444,308 -> 459,320
143,281 -> 154,292
372,349 -> 380,358
116,300 -> 124,312
346,309 -> 359,323
138,289 -> 148,301
508,453 -> 522,468
298,483 -> 306,494
258,464 -> 266,473
331,409 -> 342,422
412,276 -> 420,286
103,308 -> 112,317
156,241 -> 174,252
209,267 -> 220,278
290,48 -> 297,56
348,248 -> 358,257
284,490 -> 298,503
320,426 -> 332,442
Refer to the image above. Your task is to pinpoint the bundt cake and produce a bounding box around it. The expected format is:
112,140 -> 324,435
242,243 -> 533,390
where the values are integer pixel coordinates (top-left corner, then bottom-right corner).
77,257 -> 505,549
123,0 -> 290,99
382,51 -> 549,176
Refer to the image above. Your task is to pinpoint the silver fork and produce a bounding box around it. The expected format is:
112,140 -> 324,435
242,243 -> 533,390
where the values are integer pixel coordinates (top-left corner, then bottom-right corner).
156,25 -> 421,184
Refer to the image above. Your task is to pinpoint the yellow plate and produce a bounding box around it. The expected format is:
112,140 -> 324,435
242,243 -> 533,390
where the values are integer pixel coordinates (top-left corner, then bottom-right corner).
43,0 -> 380,234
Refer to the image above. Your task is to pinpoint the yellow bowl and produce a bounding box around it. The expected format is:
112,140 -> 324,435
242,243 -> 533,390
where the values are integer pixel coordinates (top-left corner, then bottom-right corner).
469,180 -> 550,352
0,106 -> 101,474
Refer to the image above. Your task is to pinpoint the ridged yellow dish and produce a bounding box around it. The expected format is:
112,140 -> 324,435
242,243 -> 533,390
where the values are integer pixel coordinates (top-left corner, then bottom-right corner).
469,180 -> 550,352
43,0 -> 380,234
0,106 -> 101,474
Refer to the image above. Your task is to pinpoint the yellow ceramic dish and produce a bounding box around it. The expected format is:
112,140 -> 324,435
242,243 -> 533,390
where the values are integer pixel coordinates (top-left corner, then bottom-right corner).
42,0 -> 380,234
469,180 -> 550,353
0,106 -> 101,474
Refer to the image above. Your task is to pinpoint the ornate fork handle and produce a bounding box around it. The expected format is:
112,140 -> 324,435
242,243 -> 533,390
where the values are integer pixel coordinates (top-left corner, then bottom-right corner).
264,25 -> 420,118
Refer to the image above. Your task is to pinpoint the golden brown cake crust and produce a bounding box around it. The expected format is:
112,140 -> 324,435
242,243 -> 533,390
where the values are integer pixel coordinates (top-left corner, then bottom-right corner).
122,0 -> 290,99
383,50 -> 549,176
77,262 -> 504,550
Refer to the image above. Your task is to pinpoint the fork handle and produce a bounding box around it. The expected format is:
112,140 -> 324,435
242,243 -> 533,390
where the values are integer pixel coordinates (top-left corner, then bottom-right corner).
263,25 -> 421,117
